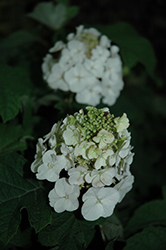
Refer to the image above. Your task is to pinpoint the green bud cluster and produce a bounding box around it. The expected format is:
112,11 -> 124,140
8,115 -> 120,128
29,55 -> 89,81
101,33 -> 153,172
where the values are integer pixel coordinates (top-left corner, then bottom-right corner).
78,33 -> 99,58
78,107 -> 115,141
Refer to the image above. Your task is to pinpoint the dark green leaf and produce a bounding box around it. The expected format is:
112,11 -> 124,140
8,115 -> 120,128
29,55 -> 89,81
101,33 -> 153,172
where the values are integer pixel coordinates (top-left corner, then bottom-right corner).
38,212 -> 76,247
10,226 -> 32,247
162,186 -> 166,200
0,124 -> 27,154
27,2 -> 66,30
66,6 -> 79,19
0,30 -> 37,49
0,153 -> 52,244
58,220 -> 83,250
0,65 -> 33,123
100,214 -> 123,241
79,220 -> 96,248
124,226 -> 166,250
105,241 -> 114,250
0,240 -> 9,250
125,192 -> 166,236
38,211 -> 100,249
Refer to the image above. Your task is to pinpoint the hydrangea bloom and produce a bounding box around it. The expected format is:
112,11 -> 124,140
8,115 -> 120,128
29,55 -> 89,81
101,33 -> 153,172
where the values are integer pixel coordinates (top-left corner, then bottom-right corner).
31,106 -> 134,221
42,25 -> 124,106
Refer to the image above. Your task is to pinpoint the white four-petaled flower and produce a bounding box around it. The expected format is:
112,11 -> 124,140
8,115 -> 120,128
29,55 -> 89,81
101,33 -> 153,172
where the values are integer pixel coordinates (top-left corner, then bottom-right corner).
49,178 -> 80,212
82,187 -> 120,221
36,150 -> 66,182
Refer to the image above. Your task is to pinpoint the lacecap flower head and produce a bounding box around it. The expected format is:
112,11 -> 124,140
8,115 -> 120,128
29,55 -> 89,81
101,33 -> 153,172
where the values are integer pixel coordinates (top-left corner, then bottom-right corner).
42,25 -> 124,106
31,107 -> 134,221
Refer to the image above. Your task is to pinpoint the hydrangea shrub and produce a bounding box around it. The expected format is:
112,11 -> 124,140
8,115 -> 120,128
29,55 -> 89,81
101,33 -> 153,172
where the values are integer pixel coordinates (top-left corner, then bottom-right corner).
31,106 -> 134,221
42,25 -> 124,106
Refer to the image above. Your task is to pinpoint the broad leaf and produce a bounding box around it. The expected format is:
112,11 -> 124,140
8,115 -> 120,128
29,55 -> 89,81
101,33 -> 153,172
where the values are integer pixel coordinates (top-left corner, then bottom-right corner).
27,2 -> 79,31
0,30 -> 37,49
124,226 -> 166,250
125,186 -> 166,236
27,2 -> 66,30
0,124 -> 27,154
38,210 -> 105,249
10,226 -> 32,248
66,6 -> 79,19
105,241 -> 114,250
97,22 -> 157,77
58,220 -> 83,250
0,65 -> 33,123
0,153 -> 52,244
38,212 -> 76,247
79,220 -> 96,248
100,214 -> 123,241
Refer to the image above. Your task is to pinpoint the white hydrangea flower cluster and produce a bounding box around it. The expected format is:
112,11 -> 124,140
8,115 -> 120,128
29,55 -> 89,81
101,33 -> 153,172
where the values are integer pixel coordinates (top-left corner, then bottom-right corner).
42,25 -> 124,106
31,107 -> 134,221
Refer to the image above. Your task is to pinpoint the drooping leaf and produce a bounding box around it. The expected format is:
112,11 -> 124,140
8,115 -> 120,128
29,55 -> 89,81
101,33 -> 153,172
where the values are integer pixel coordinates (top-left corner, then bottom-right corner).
27,2 -> 66,30
124,226 -> 166,250
97,22 -> 157,77
27,1 -> 79,31
100,214 -> 123,241
0,153 -> 52,244
0,65 -> 33,123
125,187 -> 166,237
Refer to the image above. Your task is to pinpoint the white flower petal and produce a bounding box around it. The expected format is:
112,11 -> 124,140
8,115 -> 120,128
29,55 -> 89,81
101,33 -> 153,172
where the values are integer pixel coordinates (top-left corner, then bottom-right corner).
49,178 -> 80,213
63,126 -> 80,146
115,175 -> 134,202
82,187 -> 119,221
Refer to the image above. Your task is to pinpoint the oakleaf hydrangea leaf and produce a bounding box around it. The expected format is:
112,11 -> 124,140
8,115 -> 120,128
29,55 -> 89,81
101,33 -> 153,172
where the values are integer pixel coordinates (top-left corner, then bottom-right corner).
10,227 -> 32,248
27,2 -> 66,30
38,212 -> 76,246
124,226 -> 166,250
0,65 -> 32,123
125,189 -> 166,236
27,2 -> 79,31
38,211 -> 100,249
0,124 -> 27,154
0,153 -> 52,244
101,214 -> 123,241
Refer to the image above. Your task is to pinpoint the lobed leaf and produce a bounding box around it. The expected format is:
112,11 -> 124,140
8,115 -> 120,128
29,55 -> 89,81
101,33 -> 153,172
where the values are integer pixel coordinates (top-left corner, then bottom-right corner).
38,212 -> 76,247
0,153 -> 52,244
